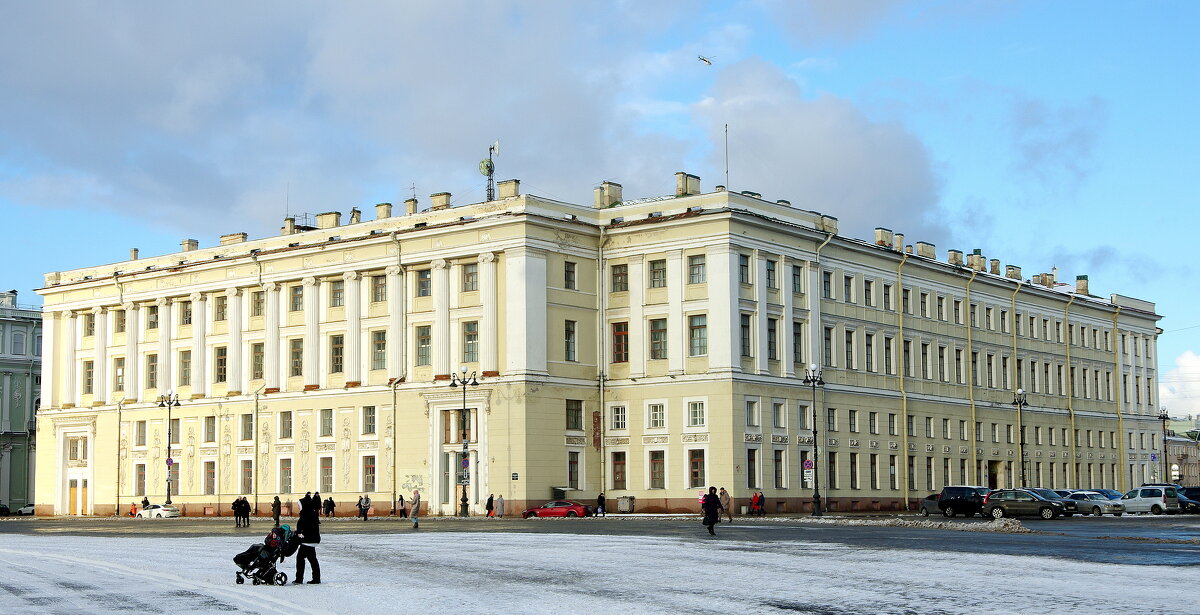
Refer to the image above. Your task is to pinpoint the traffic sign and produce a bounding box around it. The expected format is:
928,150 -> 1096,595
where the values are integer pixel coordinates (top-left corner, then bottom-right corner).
803,469 -> 814,481
461,457 -> 470,468
166,458 -> 174,467
803,459 -> 814,470
1150,453 -> 1158,462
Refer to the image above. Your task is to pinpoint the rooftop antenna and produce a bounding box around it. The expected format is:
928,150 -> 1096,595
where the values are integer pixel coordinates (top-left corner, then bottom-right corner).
409,183 -> 417,201
479,140 -> 499,201
724,123 -> 730,189
285,181 -> 290,218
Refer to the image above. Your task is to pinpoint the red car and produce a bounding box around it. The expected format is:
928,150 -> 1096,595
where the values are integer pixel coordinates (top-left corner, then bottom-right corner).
522,500 -> 592,518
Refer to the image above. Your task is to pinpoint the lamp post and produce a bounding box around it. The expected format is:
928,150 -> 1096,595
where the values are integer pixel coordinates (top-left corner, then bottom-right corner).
803,363 -> 824,517
157,392 -> 182,505
1012,389 -> 1028,487
449,366 -> 479,517
1158,408 -> 1170,482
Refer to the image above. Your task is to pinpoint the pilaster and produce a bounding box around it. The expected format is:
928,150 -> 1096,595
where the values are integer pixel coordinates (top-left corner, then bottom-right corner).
478,253 -> 498,375
432,259 -> 451,376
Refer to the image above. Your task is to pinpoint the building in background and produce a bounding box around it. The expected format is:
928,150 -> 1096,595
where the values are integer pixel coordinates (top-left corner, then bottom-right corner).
34,173 -> 1163,515
0,290 -> 41,511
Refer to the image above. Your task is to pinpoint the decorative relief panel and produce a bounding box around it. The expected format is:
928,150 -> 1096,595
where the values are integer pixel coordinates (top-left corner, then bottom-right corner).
359,441 -> 379,450
315,443 -> 336,452
275,445 -> 295,454
991,449 -> 1000,456
603,437 -> 630,446
848,439 -> 859,448
237,446 -> 253,455
1049,452 -> 1057,458
796,436 -> 814,445
643,435 -> 669,445
770,435 -> 788,444
1035,451 -> 1042,457
565,436 -> 588,446
907,443 -> 916,451
1007,450 -> 1015,457
889,441 -> 899,450
683,433 -> 710,443
743,433 -> 763,443
942,445 -> 952,454
924,444 -> 934,452
960,446 -> 969,454
869,440 -> 879,449
827,438 -> 838,447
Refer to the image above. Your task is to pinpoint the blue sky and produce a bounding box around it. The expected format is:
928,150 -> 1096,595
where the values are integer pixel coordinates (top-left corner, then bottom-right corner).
1,1 -> 1197,414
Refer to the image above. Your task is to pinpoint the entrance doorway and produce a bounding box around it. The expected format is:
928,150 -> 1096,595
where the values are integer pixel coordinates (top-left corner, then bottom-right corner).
67,478 -> 89,515
987,461 -> 1001,489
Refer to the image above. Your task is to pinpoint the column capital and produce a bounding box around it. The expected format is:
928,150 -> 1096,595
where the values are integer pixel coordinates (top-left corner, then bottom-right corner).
122,302 -> 138,312
90,306 -> 104,315
263,282 -> 279,292
302,276 -> 318,287
155,297 -> 170,307
342,271 -> 360,282
189,292 -> 206,303
431,259 -> 449,270
224,287 -> 240,298
385,265 -> 404,276
477,252 -> 496,264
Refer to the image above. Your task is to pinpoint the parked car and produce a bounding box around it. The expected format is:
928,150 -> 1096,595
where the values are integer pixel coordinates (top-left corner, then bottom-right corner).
1065,491 -> 1125,516
135,504 -> 180,518
1175,491 -> 1200,514
1086,489 -> 1124,500
521,500 -> 591,518
1121,486 -> 1180,515
984,489 -> 1066,519
918,493 -> 940,517
1182,487 -> 1200,508
937,485 -> 990,517
0,503 -> 9,515
15,504 -> 34,516
1027,488 -> 1078,516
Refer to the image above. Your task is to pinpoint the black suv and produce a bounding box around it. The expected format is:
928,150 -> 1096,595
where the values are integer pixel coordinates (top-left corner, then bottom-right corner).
937,485 -> 990,517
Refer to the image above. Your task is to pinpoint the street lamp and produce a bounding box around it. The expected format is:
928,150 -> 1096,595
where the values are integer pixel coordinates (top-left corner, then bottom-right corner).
449,366 -> 479,517
803,363 -> 825,517
1158,408 -> 1171,482
1012,389 -> 1028,488
389,377 -> 403,515
157,392 -> 182,505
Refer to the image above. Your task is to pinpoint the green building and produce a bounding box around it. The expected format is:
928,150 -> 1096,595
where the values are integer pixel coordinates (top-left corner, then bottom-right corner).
0,290 -> 40,511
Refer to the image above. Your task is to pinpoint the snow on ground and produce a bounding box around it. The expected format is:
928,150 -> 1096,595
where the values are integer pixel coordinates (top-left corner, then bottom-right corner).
0,529 -> 1187,614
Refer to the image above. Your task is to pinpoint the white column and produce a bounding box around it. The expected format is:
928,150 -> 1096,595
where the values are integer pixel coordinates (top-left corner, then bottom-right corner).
479,253 -> 498,374
782,257 -> 796,378
503,246 -> 548,376
156,298 -> 172,394
123,303 -> 140,400
385,266 -> 406,380
667,250 -> 685,374
263,283 -> 280,390
755,250 -> 769,374
226,288 -> 243,393
190,292 -> 208,397
627,255 -> 645,378
92,307 -> 107,404
303,277 -> 319,387
343,272 -> 362,384
706,244 -> 737,373
432,259 -> 451,376
64,312 -> 78,406
41,311 -> 57,409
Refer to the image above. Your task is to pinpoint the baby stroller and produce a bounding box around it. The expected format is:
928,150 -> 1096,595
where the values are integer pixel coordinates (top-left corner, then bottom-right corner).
234,524 -> 297,585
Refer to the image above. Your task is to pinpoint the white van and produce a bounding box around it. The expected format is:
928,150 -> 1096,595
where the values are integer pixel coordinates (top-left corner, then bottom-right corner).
1120,486 -> 1180,514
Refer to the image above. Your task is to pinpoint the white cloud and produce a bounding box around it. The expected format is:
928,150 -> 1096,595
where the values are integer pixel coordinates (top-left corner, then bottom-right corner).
1159,351 -> 1200,419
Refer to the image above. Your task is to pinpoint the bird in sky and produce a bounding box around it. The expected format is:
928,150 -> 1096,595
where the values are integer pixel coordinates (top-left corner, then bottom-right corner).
698,55 -> 713,65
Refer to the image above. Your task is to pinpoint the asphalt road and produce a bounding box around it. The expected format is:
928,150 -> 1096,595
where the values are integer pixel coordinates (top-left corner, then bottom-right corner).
4,513 -> 1198,566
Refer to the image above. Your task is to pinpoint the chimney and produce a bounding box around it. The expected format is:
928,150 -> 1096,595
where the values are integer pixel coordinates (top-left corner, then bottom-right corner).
316,211 -> 341,229
916,242 -> 936,259
283,217 -> 297,235
674,172 -> 701,196
129,248 -> 140,260
404,198 -> 418,215
498,179 -> 520,198
893,233 -> 905,251
904,245 -> 914,254
989,259 -> 1001,275
1076,275 -> 1089,295
219,232 -> 247,246
714,185 -> 726,192
820,216 -> 839,234
874,227 -> 894,247
349,208 -> 362,224
375,202 -> 393,219
181,239 -> 199,252
968,254 -> 985,272
1006,265 -> 1023,280
948,250 -> 963,266
594,181 -> 623,208
776,199 -> 791,207
430,192 -> 451,210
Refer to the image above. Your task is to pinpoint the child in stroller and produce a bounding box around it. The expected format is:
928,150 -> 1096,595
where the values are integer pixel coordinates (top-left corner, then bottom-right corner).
234,524 -> 299,585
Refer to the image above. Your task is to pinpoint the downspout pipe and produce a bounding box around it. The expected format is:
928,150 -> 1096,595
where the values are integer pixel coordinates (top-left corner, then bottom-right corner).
1110,307 -> 1125,492
114,400 -> 124,516
965,270 -> 979,484
812,230 -> 833,509
1064,295 -> 1078,488
1010,279 -> 1025,486
597,225 -> 610,497
896,252 -> 910,510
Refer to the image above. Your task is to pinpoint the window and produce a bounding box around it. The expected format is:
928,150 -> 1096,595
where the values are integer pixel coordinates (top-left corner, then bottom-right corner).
564,320 -> 577,361
114,311 -> 126,333
823,327 -> 834,366
906,415 -> 915,437
849,452 -> 859,489
204,461 -> 216,495
135,463 -> 146,496
884,337 -> 894,374
925,417 -> 933,438
251,291 -> 265,317
611,264 -> 628,292
937,297 -> 946,321
649,403 -> 666,428
251,343 -> 265,380
566,400 -> 584,430
462,264 -> 478,292
688,401 -> 705,427
241,460 -> 254,495
844,330 -> 854,369
241,414 -> 254,440
214,295 -> 228,321
746,448 -> 759,489
864,333 -> 875,372
289,286 -> 303,311
902,288 -> 911,313
611,322 -> 629,363
280,411 -> 293,439
688,255 -> 706,284
888,413 -> 897,436
329,280 -> 345,307
371,275 -> 388,302
416,270 -> 431,297
372,331 -> 388,370
792,265 -> 803,293
771,401 -> 786,428
320,408 -> 334,437
649,318 -> 667,360
204,416 -> 216,442
883,284 -> 893,310
564,261 -> 577,290
179,351 -> 192,386
181,302 -> 193,325
843,275 -> 854,302
986,306 -> 994,330
649,259 -> 666,288
416,326 -> 431,366
793,322 -> 804,364
215,346 -> 228,383
869,411 -> 879,434
766,260 -> 778,289
740,314 -> 752,357
942,418 -> 950,439
689,315 -> 708,356
821,271 -> 832,297
864,279 -> 874,306
612,452 -> 627,490
83,312 -> 96,336
320,457 -> 333,493
460,321 -> 475,365
67,437 -> 87,461
768,319 -> 779,360
113,357 -> 125,391
849,409 -> 859,432
611,406 -> 627,430
827,407 -> 838,431
135,420 -> 147,446
146,305 -> 159,329
362,406 -> 376,435
920,292 -> 929,317
567,452 -> 580,489
740,256 -> 752,284
745,400 -> 759,427
649,451 -> 666,489
280,459 -> 293,494
689,450 -> 706,488
289,339 -> 303,377
146,354 -> 158,389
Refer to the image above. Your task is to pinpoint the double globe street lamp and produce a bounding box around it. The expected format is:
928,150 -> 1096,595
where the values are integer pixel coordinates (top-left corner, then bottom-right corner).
157,392 -> 182,505
1011,389 -> 1028,487
449,367 -> 479,517
802,363 -> 825,517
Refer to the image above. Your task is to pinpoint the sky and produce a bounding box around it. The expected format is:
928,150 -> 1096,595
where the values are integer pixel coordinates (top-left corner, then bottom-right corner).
1,1 -> 1198,415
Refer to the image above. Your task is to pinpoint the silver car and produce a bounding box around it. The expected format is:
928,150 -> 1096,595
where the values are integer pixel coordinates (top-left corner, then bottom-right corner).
1065,491 -> 1124,516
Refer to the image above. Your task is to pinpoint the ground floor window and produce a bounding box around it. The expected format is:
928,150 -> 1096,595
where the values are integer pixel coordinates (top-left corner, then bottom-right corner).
612,452 -> 627,490
135,463 -> 146,496
240,460 -> 253,495
320,457 -> 334,493
363,456 -> 376,493
204,461 -> 216,495
649,451 -> 665,489
689,449 -> 705,488
568,451 -> 580,490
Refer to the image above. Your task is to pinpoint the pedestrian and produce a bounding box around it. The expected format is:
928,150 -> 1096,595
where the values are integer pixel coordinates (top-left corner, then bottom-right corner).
486,494 -> 495,517
718,487 -> 733,522
313,492 -> 321,514
293,494 -> 322,585
410,490 -> 421,529
397,493 -> 407,518
359,494 -> 371,520
324,497 -> 335,518
495,494 -> 504,518
272,496 -> 282,526
141,496 -> 150,511
231,497 -> 241,527
129,503 -> 137,517
701,486 -> 724,536
596,492 -> 606,517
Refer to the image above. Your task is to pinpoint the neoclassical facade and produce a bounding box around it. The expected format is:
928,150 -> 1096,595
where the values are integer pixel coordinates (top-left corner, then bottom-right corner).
1,290 -> 41,511
35,174 -> 1163,515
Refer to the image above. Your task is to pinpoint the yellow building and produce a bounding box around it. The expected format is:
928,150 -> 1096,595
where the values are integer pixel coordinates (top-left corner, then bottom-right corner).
35,173 -> 1163,515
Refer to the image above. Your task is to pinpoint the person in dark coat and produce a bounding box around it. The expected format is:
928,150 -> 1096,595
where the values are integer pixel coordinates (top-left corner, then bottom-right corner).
312,492 -> 322,514
293,496 -> 322,584
701,486 -> 724,536
397,494 -> 407,518
141,496 -> 150,511
272,496 -> 282,526
596,493 -> 606,517
324,497 -> 335,518
231,498 -> 242,527
485,494 -> 495,517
